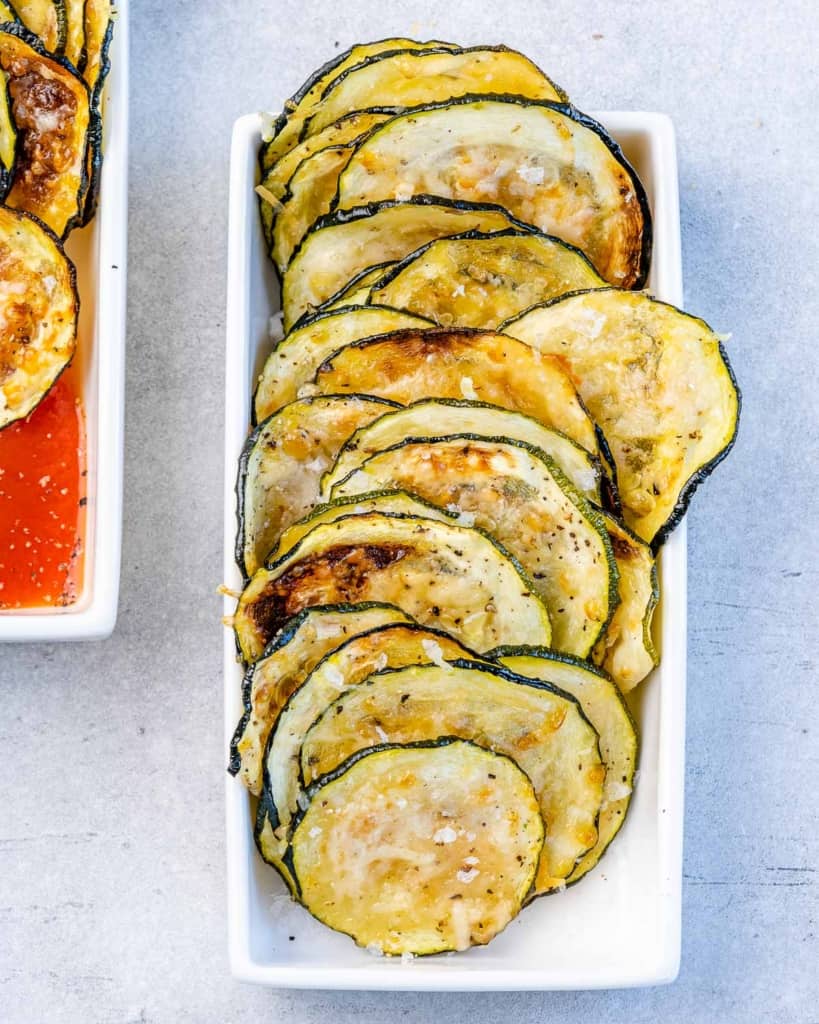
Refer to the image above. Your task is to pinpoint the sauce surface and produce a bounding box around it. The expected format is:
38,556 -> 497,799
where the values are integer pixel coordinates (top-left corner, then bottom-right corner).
0,373 -> 86,609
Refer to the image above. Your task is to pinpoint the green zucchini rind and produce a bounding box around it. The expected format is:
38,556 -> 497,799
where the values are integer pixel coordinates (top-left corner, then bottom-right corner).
253,305 -> 432,423
493,647 -> 637,886
336,96 -> 651,289
300,659 -> 603,891
9,0 -> 66,52
0,22 -> 90,237
318,261 -> 397,313
282,196 -> 525,329
233,510 -> 552,663
263,622 -> 477,864
312,326 -> 600,455
322,398 -> 602,504
291,739 -> 544,955
0,205 -> 78,429
593,515 -> 659,691
501,288 -> 741,544
330,435 -> 618,657
364,229 -> 607,328
261,39 -> 459,172
229,602 -> 412,796
235,393 -> 399,578
303,45 -> 567,140
254,789 -> 298,896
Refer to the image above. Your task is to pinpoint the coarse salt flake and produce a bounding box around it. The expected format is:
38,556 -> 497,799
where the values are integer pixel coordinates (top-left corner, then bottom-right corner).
433,826 -> 458,845
456,867 -> 480,884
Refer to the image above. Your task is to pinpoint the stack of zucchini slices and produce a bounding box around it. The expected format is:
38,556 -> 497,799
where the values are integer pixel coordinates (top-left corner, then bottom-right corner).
229,38 -> 740,957
0,2 -> 112,428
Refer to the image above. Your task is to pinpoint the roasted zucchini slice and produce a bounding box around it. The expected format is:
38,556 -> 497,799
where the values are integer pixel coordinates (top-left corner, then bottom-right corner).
0,23 -> 90,236
304,45 -> 567,139
323,398 -> 602,504
593,515 -> 659,691
337,97 -> 650,288
367,230 -> 606,328
292,740 -> 544,954
0,66 -> 15,198
502,289 -> 741,543
62,0 -> 83,67
230,603 -> 412,796
233,511 -> 552,663
236,394 -> 398,578
301,660 -> 603,890
260,39 -> 458,172
0,205 -> 77,428
253,305 -> 432,422
9,0 -> 66,52
312,327 -> 599,455
495,648 -> 637,885
76,0 -> 111,225
264,622 -> 476,859
270,489 -> 454,563
282,197 -> 520,329
331,436 -> 617,656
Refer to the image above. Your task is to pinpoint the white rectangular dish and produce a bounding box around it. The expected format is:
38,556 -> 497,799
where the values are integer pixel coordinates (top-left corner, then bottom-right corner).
223,110 -> 685,990
0,1 -> 129,643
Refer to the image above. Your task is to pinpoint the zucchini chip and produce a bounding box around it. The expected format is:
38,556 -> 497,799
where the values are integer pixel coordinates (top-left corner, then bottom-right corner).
323,399 -> 602,504
331,436 -> 617,657
0,205 -> 77,428
502,289 -> 741,543
260,39 -> 459,172
0,66 -> 15,198
236,394 -> 398,578
495,649 -> 637,885
304,46 -> 567,139
367,230 -> 607,328
253,305 -> 431,422
233,511 -> 552,663
0,23 -> 90,237
230,603 -> 412,796
593,516 -> 659,691
337,97 -> 650,288
270,490 -> 455,563
301,661 -> 603,890
264,622 -> 476,860
292,740 -> 544,955
9,0 -> 66,52
283,197 -> 520,329
312,327 -> 599,455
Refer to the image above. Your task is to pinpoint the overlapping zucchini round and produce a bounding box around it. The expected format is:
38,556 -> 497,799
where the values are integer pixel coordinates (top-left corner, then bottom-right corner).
0,205 -> 77,428
311,326 -> 600,455
502,288 -> 740,544
336,97 -> 651,288
300,660 -> 604,891
233,510 -> 552,663
330,435 -> 618,657
292,740 -> 544,955
235,393 -> 400,578
8,0 -> 65,53
318,261 -> 398,312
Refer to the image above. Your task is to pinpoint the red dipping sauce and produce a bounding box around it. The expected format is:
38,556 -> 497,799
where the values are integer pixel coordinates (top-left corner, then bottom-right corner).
0,373 -> 86,609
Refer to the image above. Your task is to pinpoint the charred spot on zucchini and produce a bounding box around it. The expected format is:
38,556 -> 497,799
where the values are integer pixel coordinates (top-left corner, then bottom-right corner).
233,511 -> 552,663
312,326 -> 600,455
330,435 -> 618,657
336,97 -> 650,289
303,45 -> 567,140
0,23 -> 90,237
0,205 -> 77,429
495,648 -> 637,886
291,740 -> 544,955
253,305 -> 431,422
502,288 -> 740,544
264,622 -> 476,849
230,603 -> 412,796
367,229 -> 607,328
301,660 -> 603,891
322,398 -> 602,504
282,197 -> 523,329
235,394 -> 399,578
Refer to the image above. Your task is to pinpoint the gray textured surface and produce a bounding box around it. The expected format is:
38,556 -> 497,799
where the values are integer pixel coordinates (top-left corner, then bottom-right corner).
1,0 -> 818,1020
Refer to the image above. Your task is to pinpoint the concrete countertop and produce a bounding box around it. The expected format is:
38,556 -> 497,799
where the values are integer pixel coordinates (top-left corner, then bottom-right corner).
1,1 -> 817,1020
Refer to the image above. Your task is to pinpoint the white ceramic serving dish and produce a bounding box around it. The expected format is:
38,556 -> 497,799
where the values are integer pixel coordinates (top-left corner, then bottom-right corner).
223,110 -> 685,990
0,1 -> 129,642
